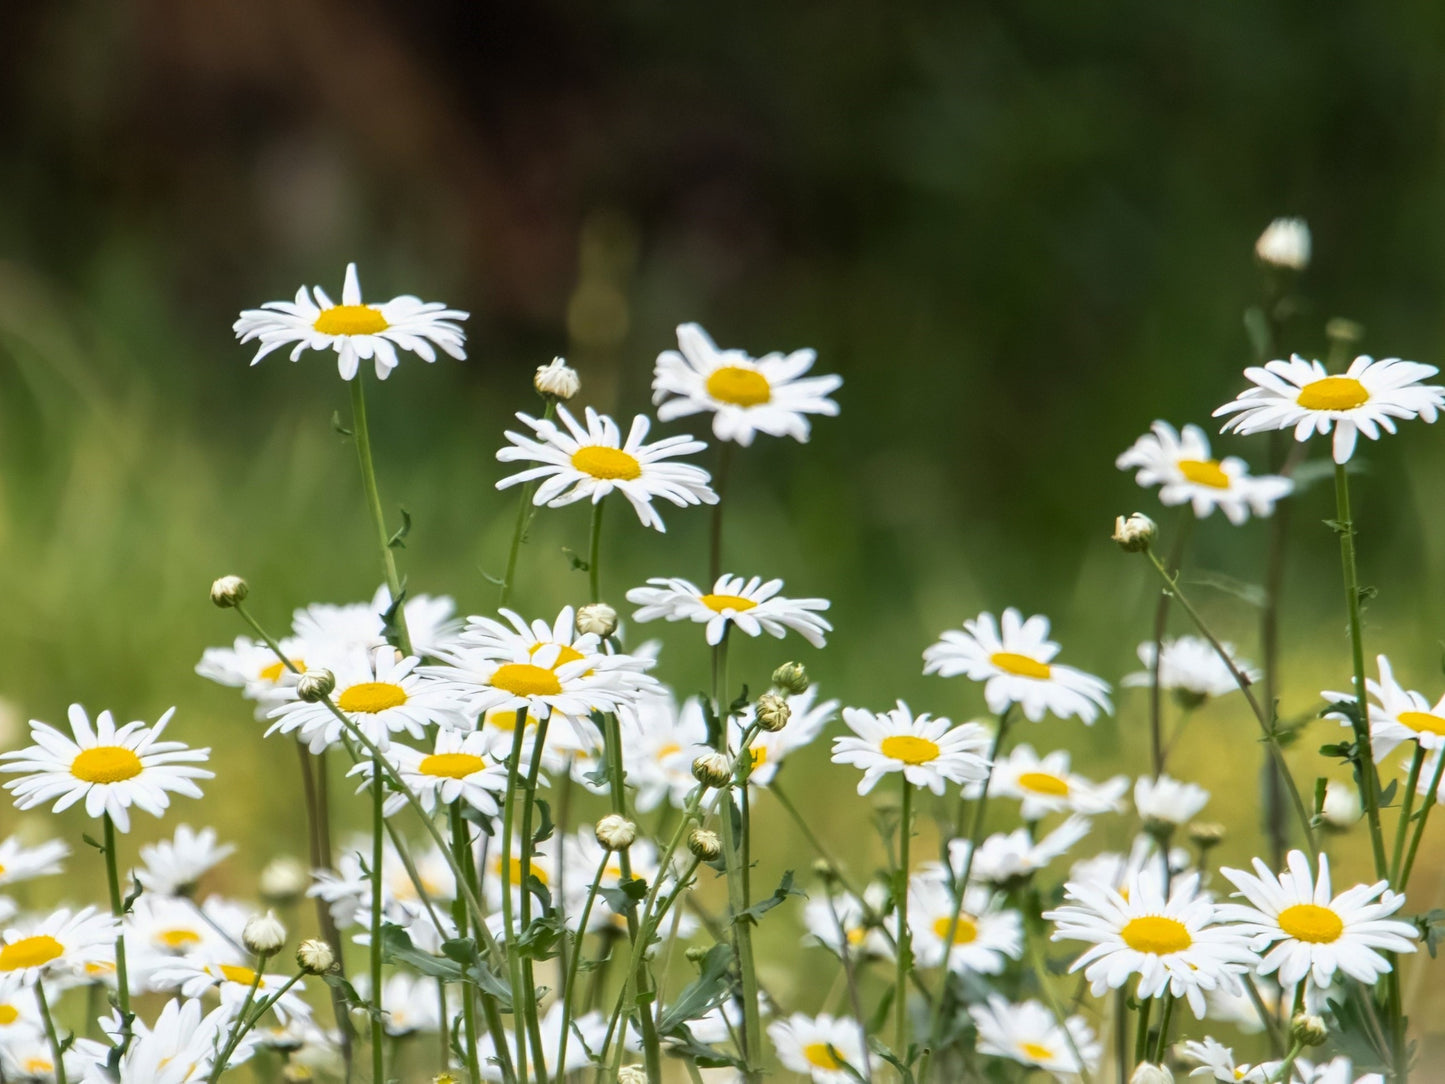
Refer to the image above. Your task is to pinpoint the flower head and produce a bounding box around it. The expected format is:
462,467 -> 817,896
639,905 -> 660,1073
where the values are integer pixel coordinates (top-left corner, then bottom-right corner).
135,825 -> 234,896
970,995 -> 1102,1082
831,702 -> 991,795
352,728 -> 506,817
1134,774 -> 1210,828
1117,421 -> 1292,524
0,907 -> 118,992
766,1012 -> 867,1084
1123,637 -> 1257,704
1325,654 -> 1445,763
627,575 -> 831,648
0,837 -> 68,890
984,744 -> 1128,820
1256,217 -> 1311,270
908,877 -> 1022,974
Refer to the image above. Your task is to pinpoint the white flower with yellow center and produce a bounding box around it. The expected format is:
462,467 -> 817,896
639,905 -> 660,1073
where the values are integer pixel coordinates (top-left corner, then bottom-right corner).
1325,654 -> 1445,763
831,702 -> 991,795
1218,850 -> 1417,987
352,971 -> 442,1036
1,705 -> 212,833
268,647 -> 465,754
151,955 -> 311,1023
350,728 -> 506,817
652,322 -> 842,446
802,887 -> 894,961
969,995 -> 1102,1082
627,574 -> 832,648
1213,354 -> 1445,464
495,405 -> 717,531
195,635 -> 307,707
0,907 -> 118,993
1123,636 -> 1259,703
982,744 -> 1128,820
1117,420 -> 1293,523
0,987 -> 41,1043
0,838 -> 67,890
1181,1036 -> 1271,1083
127,895 -> 249,991
234,262 -> 468,381
1134,773 -> 1210,827
618,693 -> 711,813
90,997 -> 252,1084
766,1012 -> 867,1084
942,815 -> 1091,887
907,876 -> 1022,974
923,608 -> 1112,723
135,824 -> 235,897
1,1030 -> 93,1082
291,587 -> 462,662
1044,869 -> 1255,1017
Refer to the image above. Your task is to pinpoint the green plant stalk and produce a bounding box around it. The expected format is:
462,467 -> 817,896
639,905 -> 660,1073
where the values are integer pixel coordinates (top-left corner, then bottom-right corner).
1149,514 -> 1191,777
589,497 -> 605,603
36,981 -> 68,1084
208,953 -> 269,1083
518,716 -> 552,1084
497,399 -> 557,608
101,814 -> 133,1044
1112,990 -> 1128,1084
1023,926 -> 1093,1084
1269,1041 -> 1306,1084
212,971 -> 306,1081
1151,994 -> 1174,1064
349,374 -> 412,656
449,804 -> 484,1084
499,713 -> 531,1084
1133,997 -> 1152,1067
824,891 -> 874,1082
709,443 -> 733,582
557,848 -> 611,1078
1400,748 -> 1445,890
894,778 -> 913,1059
1393,745 -> 1427,881
369,752 -> 386,1084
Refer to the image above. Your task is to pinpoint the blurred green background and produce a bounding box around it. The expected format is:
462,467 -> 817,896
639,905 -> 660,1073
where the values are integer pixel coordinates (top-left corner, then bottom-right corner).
6,0 -> 1445,1057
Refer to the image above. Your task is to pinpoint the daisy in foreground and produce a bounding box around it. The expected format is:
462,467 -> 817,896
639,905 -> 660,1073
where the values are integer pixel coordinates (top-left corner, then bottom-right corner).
627,574 -> 832,648
1044,868 -> 1255,1017
969,995 -> 1101,1082
652,322 -> 842,446
831,702 -> 991,794
350,728 -> 507,816
0,907 -> 117,992
1325,654 -> 1445,762
233,262 -> 468,381
495,405 -> 716,531
1218,850 -> 1417,987
766,1012 -> 867,1084
1213,354 -> 1445,464
1116,420 -> 1292,523
923,608 -> 1112,723
0,705 -> 212,832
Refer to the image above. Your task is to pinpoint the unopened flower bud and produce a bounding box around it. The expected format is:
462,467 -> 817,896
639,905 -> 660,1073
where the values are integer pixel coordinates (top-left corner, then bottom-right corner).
576,602 -> 618,638
684,946 -> 709,964
755,692 -> 791,732
535,357 -> 580,401
210,575 -> 249,608
595,814 -> 637,851
692,752 -> 732,789
259,856 -> 311,905
297,938 -> 335,975
812,858 -> 838,883
1129,1064 -> 1174,1084
1255,217 -> 1311,271
1320,780 -> 1362,831
1187,822 -> 1225,849
243,911 -> 287,956
296,669 -> 335,703
617,1068 -> 648,1084
1291,1012 -> 1328,1047
688,828 -> 722,862
1325,317 -> 1364,347
1112,513 -> 1157,553
771,662 -> 810,695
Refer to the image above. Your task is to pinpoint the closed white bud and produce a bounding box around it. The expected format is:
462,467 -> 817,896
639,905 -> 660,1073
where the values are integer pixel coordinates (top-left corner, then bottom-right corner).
688,828 -> 722,862
755,692 -> 790,732
243,911 -> 287,956
692,752 -> 732,789
1255,217 -> 1311,271
1291,1012 -> 1328,1046
296,669 -> 335,703
576,602 -> 618,638
535,356 -> 580,401
771,661 -> 810,695
210,575 -> 249,608
297,938 -> 335,975
595,814 -> 637,851
1187,821 -> 1225,849
1112,512 -> 1157,553
1129,1064 -> 1174,1084
1320,780 -> 1362,831
617,1069 -> 648,1084
259,856 -> 311,905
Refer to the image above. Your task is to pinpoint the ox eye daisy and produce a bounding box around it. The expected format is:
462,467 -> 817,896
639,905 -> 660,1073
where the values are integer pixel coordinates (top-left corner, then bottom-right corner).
0,705 -> 212,833
234,262 -> 468,381
923,608 -> 1112,723
152,955 -> 311,1023
1218,850 -> 1417,987
351,728 -> 506,817
1213,354 -> 1445,463
984,744 -> 1128,820
626,574 -> 832,648
1135,773 -> 1211,827
1325,654 -> 1445,762
969,995 -> 1102,1082
0,907 -> 118,992
943,815 -> 1092,887
495,405 -> 717,531
0,838 -> 68,890
766,1013 -> 867,1084
1123,636 -> 1259,706
831,702 -> 991,795
907,877 -> 1023,974
653,322 -> 842,446
1117,420 -> 1292,523
135,824 -> 234,897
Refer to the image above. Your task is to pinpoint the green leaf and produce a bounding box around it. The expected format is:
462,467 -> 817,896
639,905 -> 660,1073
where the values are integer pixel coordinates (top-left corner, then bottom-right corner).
331,410 -> 353,437
658,1023 -> 745,1069
380,924 -> 463,981
599,876 -> 648,915
728,685 -> 751,717
323,971 -> 366,1009
82,833 -> 104,852
122,875 -> 143,915
440,939 -> 513,1004
1378,779 -> 1399,809
387,507 -> 412,550
512,915 -> 565,962
735,870 -> 804,926
531,798 -> 555,846
561,547 -> 589,572
380,583 -> 409,651
657,944 -> 734,1033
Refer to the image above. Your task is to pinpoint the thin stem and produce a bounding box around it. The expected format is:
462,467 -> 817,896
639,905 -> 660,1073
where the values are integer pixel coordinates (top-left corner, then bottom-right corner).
208,953 -> 270,1083
709,443 -> 733,582
296,741 -> 354,1061
36,982 -> 68,1084
349,373 -> 412,656
588,497 -> 605,603
498,399 -> 557,608
771,781 -> 864,901
1133,997 -> 1152,1067
518,717 -> 552,1084
212,970 -> 305,1081
1269,1042 -> 1306,1084
449,805 -> 483,1084
824,892 -> 873,1082
1151,994 -> 1174,1064
101,814 -> 133,1045
558,848 -> 612,1077
369,753 -> 385,1084
1149,515 -> 1191,777
499,713 -> 530,1084
1024,927 -> 1093,1084
1242,975 -> 1285,1057
1393,745 -> 1427,881
895,778 -> 913,1058
1400,747 -> 1445,891
1112,990 -> 1128,1084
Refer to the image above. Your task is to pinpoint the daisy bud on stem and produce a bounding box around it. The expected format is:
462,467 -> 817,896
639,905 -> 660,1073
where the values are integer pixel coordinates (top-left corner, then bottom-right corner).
576,602 -> 618,638
243,911 -> 287,957
771,661 -> 810,695
617,1068 -> 648,1084
688,828 -> 722,862
210,575 -> 249,608
296,669 -> 336,703
297,938 -> 335,975
1187,822 -> 1225,850
1254,216 -> 1311,272
259,856 -> 310,906
692,752 -> 732,789
1112,512 -> 1157,553
1320,780 -> 1362,831
1291,1012 -> 1328,1047
755,692 -> 791,732
535,356 -> 581,401
595,814 -> 637,851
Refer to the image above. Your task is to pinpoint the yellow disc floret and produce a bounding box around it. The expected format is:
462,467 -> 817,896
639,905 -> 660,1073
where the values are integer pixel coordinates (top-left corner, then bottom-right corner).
71,747 -> 144,784
313,305 -> 388,336
1296,376 -> 1369,411
706,366 -> 772,407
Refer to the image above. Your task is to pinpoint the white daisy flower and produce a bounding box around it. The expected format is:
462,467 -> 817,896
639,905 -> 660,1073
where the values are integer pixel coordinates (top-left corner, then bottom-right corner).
1134,774 -> 1210,827
1181,1036 -> 1270,1082
195,635 -> 307,707
907,877 -> 1022,974
969,994 -> 1102,1082
478,1002 -> 605,1082
349,728 -> 506,817
0,838 -> 68,889
1122,636 -> 1258,704
233,262 -> 468,381
831,702 -> 992,795
310,836 -> 456,936
428,644 -> 646,726
618,693 -> 711,813
626,574 -> 832,648
1324,654 -> 1445,763
1116,420 -> 1293,524
802,886 -> 893,961
942,815 -> 1091,887
353,971 -> 442,1036
127,895 -> 250,991
1067,835 -> 1190,898
0,986 -> 43,1044
150,955 -> 310,1024
1044,869 -> 1255,1018
1255,217 -> 1311,271
981,744 -> 1128,820
495,406 -> 717,531
0,907 -> 118,993
135,824 -> 235,897
0,705 -> 212,833
1213,354 -> 1445,464
923,608 -> 1112,724
1,1029 -> 94,1082
766,1012 -> 867,1084
731,686 -> 840,789
1217,850 -> 1417,988
1303,1057 -> 1385,1084
652,322 -> 842,446
291,587 -> 462,663
84,997 -> 254,1084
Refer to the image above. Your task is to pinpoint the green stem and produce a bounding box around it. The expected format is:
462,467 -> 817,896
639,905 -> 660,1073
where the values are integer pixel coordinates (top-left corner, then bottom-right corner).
518,716 -> 552,1084
709,443 -> 732,583
212,971 -> 305,1081
558,848 -> 612,1078
1133,997 -> 1152,1067
449,805 -> 483,1084
1112,990 -> 1128,1084
295,740 -> 354,1063
499,712 -> 530,1084
101,814 -> 133,1045
1400,746 -> 1445,890
36,982 -> 68,1084
369,753 -> 385,1084
1151,994 -> 1174,1064
349,373 -> 412,656
498,400 -> 557,608
1393,745 -> 1427,881
895,778 -> 913,1059
208,953 -> 270,1083
1149,515 -> 1191,777
589,497 -> 605,603
1024,927 -> 1093,1084
1269,1041 -> 1306,1084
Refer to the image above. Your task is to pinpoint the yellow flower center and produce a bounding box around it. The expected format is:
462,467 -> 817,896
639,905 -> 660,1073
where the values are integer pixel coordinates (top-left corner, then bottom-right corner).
931,915 -> 979,944
700,593 -> 757,614
1017,771 -> 1070,796
1296,376 -> 1369,411
751,746 -> 768,767
570,446 -> 643,481
24,1058 -> 53,1076
1177,458 -> 1231,489
157,928 -> 202,950
1277,903 -> 1344,944
0,935 -> 64,972
1019,1042 -> 1056,1064
989,652 -> 1052,680
657,743 -> 682,759
485,708 -> 536,732
0,1004 -> 17,1025
418,753 -> 485,780
1120,915 -> 1192,954
879,735 -> 941,765
260,659 -> 304,683
490,663 -> 563,697
706,365 -> 772,407
71,746 -> 143,784
1398,711 -> 1445,737
313,304 -> 388,336
802,1042 -> 843,1070
500,857 -> 549,886
220,964 -> 263,988
336,681 -> 408,714
845,927 -> 867,946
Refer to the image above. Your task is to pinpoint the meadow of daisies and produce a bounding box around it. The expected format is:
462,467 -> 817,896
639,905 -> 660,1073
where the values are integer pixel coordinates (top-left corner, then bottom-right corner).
2,218 -> 1444,1084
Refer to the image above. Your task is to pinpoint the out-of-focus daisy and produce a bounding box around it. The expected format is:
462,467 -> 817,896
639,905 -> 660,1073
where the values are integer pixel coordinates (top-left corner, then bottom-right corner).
981,744 -> 1128,820
942,816 -> 1091,887
907,877 -> 1022,974
766,1012 -> 867,1084
1325,654 -> 1445,763
151,955 -> 311,1024
292,587 -> 461,661
969,995 -> 1102,1082
234,262 -> 468,381
354,971 -> 442,1036
1,1030 -> 94,1082
135,824 -> 234,897
1218,850 -> 1417,987
1068,835 -> 1189,897
351,728 -> 506,817
1,705 -> 212,833
1255,217 -> 1311,271
89,997 -> 251,1084
831,702 -> 991,795
195,635 -> 307,707
627,575 -> 832,648
1135,774 -> 1210,827
0,907 -> 118,992
802,886 -> 893,961
1213,354 -> 1445,464
619,694 -> 711,813
1116,421 -> 1292,524
311,837 -> 455,936
652,322 -> 841,446
128,894 -> 249,989
0,987 -> 42,1044
1303,1057 -> 1385,1084
923,609 -> 1112,724
477,1002 -> 605,1082
495,406 -> 716,531
1181,1036 -> 1270,1083
731,686 -> 840,789
1123,636 -> 1259,707
0,838 -> 68,889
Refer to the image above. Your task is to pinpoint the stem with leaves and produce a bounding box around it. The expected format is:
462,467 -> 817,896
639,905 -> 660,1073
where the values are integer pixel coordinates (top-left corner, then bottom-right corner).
349,373 -> 412,656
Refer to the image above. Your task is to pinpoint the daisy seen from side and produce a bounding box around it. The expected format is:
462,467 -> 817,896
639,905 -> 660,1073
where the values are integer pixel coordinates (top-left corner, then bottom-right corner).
1325,654 -> 1445,763
0,907 -> 118,993
627,574 -> 832,648
831,702 -> 991,795
969,994 -> 1102,1082
1122,636 -> 1258,705
1116,420 -> 1292,524
981,743 -> 1128,820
